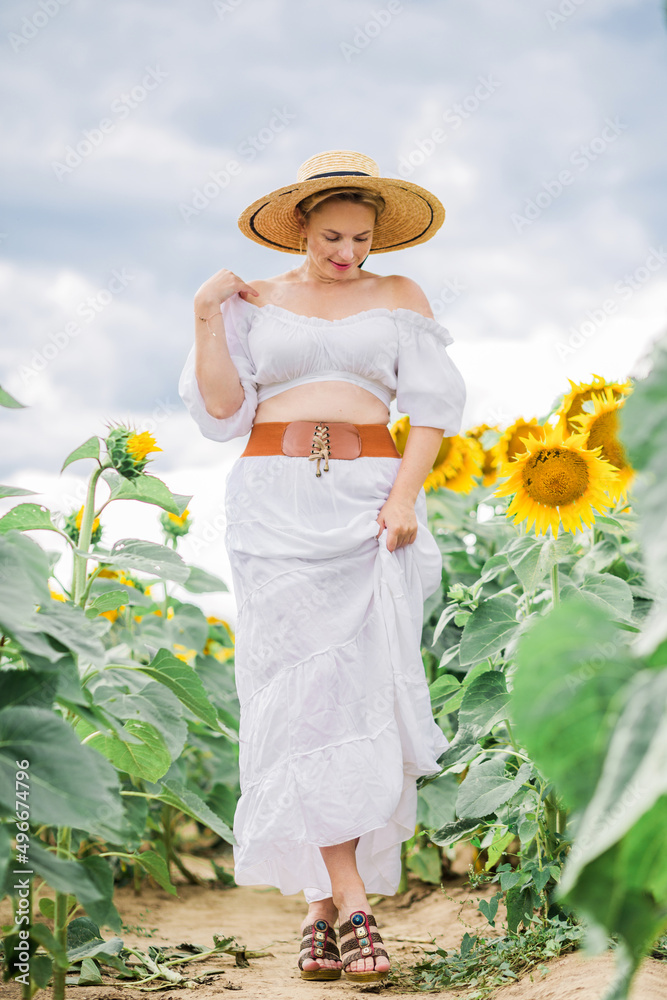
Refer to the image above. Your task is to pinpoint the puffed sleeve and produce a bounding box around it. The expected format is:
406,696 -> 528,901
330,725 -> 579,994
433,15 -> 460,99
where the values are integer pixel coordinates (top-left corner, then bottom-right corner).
178,293 -> 258,442
394,308 -> 467,435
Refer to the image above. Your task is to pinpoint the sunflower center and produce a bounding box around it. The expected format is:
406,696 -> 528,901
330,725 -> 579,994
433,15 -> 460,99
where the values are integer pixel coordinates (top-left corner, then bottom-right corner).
586,410 -> 627,470
522,447 -> 590,507
507,425 -> 541,462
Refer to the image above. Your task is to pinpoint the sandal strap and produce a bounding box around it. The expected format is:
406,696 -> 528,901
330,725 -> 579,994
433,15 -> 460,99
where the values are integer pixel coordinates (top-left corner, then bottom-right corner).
339,910 -> 387,967
297,919 -> 341,969
340,930 -> 385,955
342,945 -> 389,970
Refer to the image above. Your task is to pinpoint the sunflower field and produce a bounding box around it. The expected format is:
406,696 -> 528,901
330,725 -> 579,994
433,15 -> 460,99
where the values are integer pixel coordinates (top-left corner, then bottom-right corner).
390,331 -> 667,999
0,409 -> 241,998
1,329 -> 666,999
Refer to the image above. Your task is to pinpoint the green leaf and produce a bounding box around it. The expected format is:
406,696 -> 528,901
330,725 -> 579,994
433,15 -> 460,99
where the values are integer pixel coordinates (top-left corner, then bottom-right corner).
407,844 -> 442,885
505,535 -> 557,592
478,894 -> 499,925
137,648 -> 218,728
505,883 -> 535,933
618,339 -> 667,473
428,673 -> 461,707
104,469 -> 192,516
479,553 -> 509,584
82,719 -> 172,783
66,916 -> 103,951
510,595 -> 636,813
182,565 -> 229,594
457,671 -> 510,738
486,830 -> 514,870
82,537 -> 191,583
0,485 -> 39,499
561,572 -> 634,623
139,603 -> 210,654
155,779 -> 235,844
558,799 -> 667,998
131,849 -> 177,895
435,727 -> 483,769
84,589 -> 130,617
617,337 -> 667,650
417,773 -> 459,831
61,436 -> 101,472
33,601 -> 108,665
29,955 -> 53,990
29,922 -> 68,968
91,680 -> 187,762
0,707 -> 129,842
459,595 -> 521,666
0,669 -> 58,709
0,384 -> 26,407
560,669 -> 667,889
67,934 -> 124,962
27,838 -> 121,931
456,759 -> 533,819
77,957 -> 103,985
430,815 -> 486,848
0,532 -> 52,630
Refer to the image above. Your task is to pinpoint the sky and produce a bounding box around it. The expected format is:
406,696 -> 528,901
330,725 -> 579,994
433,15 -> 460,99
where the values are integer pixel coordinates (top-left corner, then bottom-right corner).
1,0 -> 666,623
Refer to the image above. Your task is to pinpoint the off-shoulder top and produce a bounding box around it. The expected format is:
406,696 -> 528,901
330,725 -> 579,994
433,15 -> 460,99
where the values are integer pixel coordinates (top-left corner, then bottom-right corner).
178,293 -> 467,442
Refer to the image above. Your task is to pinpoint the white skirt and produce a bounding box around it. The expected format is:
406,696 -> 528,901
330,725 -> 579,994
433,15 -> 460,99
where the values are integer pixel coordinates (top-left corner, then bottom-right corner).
223,451 -> 450,903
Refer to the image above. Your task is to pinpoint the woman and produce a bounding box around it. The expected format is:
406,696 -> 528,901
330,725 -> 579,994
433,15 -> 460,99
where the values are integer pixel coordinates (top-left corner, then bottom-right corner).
178,150 -> 466,985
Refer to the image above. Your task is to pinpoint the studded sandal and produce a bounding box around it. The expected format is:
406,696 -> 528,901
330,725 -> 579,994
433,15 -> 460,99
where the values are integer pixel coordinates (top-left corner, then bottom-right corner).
339,909 -> 390,983
297,917 -> 342,981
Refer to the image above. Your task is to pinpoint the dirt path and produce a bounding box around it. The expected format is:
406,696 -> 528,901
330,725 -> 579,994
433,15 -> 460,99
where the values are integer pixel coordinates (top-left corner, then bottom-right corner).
2,847 -> 665,998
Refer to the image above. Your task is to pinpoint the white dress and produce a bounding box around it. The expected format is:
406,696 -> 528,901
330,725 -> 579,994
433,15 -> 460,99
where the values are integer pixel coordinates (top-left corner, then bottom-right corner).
178,294 -> 466,903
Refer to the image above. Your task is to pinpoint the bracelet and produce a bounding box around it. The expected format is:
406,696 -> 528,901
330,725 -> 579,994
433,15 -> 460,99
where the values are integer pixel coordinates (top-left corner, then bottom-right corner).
195,308 -> 222,337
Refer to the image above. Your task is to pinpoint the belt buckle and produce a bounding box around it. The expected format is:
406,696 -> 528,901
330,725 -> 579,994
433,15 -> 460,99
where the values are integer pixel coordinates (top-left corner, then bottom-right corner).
309,422 -> 330,477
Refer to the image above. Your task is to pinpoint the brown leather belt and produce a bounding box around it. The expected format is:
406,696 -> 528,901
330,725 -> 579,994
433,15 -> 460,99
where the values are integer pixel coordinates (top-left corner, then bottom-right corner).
240,420 -> 400,476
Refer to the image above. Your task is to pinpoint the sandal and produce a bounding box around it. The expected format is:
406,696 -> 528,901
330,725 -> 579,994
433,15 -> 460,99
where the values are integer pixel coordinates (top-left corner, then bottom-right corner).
339,909 -> 390,983
297,917 -> 342,981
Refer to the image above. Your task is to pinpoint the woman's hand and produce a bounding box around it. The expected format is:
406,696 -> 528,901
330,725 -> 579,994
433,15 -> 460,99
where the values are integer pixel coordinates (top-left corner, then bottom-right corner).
194,268 -> 260,312
375,496 -> 418,551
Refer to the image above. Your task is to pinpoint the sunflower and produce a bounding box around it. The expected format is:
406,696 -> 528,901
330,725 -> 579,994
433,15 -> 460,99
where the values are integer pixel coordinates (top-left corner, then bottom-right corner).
465,424 -> 503,487
126,431 -> 162,462
389,415 -> 484,493
569,385 -> 635,502
555,374 -> 633,436
105,424 -> 162,479
161,507 -> 192,539
172,643 -> 197,664
494,417 -> 545,474
63,505 -> 102,545
492,422 -> 620,538
100,607 -> 122,623
203,616 -> 235,659
425,435 -> 485,494
389,415 -> 411,455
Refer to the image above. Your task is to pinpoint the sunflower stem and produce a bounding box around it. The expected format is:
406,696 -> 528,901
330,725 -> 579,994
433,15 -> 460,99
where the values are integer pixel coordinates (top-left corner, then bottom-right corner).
551,562 -> 560,607
72,465 -> 104,605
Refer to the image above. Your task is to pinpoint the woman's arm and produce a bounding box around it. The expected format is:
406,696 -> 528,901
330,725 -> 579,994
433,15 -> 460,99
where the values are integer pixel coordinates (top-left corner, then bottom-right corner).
193,269 -> 259,419
388,425 -> 444,504
374,275 -> 449,550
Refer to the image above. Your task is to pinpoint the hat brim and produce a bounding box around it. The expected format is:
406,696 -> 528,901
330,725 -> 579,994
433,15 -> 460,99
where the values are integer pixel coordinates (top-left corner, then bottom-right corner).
237,174 -> 445,254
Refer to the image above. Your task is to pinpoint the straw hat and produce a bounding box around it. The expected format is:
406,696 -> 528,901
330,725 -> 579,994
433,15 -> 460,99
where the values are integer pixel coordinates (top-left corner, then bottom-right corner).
237,149 -> 445,254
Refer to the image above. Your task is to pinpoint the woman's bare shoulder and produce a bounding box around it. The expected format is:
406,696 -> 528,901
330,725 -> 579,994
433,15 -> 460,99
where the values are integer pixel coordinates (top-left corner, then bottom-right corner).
243,273 -> 298,307
385,274 -> 434,318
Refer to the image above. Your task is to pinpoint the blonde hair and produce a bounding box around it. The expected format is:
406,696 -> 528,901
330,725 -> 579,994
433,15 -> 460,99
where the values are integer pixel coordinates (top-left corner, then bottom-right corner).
294,187 -> 386,254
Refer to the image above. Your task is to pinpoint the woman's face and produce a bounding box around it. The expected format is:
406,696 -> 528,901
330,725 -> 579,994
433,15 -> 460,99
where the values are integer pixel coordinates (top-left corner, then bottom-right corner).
298,199 -> 376,278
